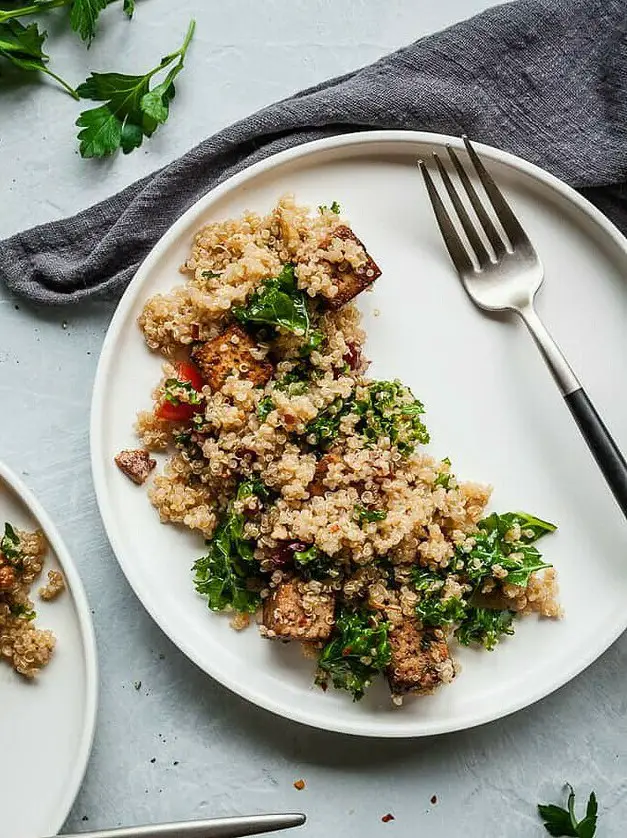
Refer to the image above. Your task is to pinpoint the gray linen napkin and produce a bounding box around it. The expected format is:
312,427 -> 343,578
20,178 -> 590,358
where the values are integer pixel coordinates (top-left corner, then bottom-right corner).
1,0 -> 625,304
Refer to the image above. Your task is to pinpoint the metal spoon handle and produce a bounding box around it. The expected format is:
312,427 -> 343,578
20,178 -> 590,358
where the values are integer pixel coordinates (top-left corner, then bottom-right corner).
52,813 -> 306,838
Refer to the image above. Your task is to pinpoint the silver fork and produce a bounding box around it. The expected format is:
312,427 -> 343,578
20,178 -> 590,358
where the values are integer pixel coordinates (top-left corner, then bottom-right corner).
419,136 -> 627,518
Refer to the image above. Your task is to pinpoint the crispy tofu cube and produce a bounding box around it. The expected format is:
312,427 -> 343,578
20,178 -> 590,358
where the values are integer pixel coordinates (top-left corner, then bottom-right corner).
262,579 -> 335,641
191,324 -> 273,392
387,620 -> 454,695
115,449 -> 156,485
324,225 -> 382,310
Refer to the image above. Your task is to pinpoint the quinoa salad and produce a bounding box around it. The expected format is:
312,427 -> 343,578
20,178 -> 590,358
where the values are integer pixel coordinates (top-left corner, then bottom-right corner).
118,195 -> 561,703
0,522 -> 65,678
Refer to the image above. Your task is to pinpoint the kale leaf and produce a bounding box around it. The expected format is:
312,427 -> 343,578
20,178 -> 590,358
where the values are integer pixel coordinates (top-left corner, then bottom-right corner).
354,380 -> 429,454
233,263 -> 311,336
412,568 -> 467,626
538,785 -> 598,837
316,608 -> 391,700
455,607 -> 515,651
305,397 -> 352,450
193,480 -> 267,613
456,511 -> 555,588
292,544 -> 333,580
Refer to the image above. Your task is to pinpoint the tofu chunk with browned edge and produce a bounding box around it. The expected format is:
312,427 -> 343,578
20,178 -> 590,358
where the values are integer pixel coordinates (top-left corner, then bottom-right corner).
191,324 -> 273,392
262,579 -> 335,641
325,225 -> 382,310
115,449 -> 156,485
387,620 -> 454,695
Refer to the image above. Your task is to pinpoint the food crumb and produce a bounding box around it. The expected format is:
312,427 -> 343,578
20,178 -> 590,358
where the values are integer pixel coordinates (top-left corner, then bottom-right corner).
173,761 -> 179,766
39,569 -> 65,601
82,816 -> 89,822
150,757 -> 156,764
134,680 -> 142,690
373,308 -> 381,317
381,813 -> 395,823
430,795 -> 437,805
62,321 -> 68,330
293,779 -> 306,791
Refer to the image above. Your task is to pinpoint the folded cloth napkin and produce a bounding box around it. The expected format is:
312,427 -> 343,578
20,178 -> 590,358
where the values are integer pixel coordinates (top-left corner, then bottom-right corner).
1,0 -> 625,304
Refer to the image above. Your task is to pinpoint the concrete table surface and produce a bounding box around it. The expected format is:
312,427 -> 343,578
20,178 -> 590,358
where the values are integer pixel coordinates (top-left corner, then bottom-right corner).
1,1 -> 626,836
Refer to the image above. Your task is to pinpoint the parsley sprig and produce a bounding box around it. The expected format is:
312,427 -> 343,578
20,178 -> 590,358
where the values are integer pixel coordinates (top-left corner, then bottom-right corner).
76,19 -> 195,157
538,785 -> 598,837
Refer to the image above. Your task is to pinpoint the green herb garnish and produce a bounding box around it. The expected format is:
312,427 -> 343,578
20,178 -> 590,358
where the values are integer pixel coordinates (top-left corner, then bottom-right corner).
434,457 -> 452,488
163,377 -> 202,406
1,523 -> 21,563
354,505 -> 387,524
538,785 -> 598,837
75,19 -> 195,157
455,607 -> 515,650
305,397 -> 351,449
193,480 -> 267,613
316,608 -> 390,700
319,201 -> 341,214
355,380 -> 429,454
257,395 -> 274,422
10,603 -> 36,620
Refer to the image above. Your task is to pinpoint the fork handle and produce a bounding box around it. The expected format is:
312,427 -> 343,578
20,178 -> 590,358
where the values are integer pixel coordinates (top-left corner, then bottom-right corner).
564,388 -> 627,516
519,305 -> 627,517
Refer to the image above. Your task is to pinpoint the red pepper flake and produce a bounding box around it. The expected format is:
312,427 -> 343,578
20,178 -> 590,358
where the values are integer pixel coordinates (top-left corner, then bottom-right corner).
430,795 -> 437,805
381,814 -> 395,823
293,779 -> 306,791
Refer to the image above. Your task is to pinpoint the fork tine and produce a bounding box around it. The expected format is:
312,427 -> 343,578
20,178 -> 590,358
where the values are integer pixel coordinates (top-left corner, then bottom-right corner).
462,135 -> 529,245
432,152 -> 491,267
446,145 -> 507,257
418,160 -> 474,275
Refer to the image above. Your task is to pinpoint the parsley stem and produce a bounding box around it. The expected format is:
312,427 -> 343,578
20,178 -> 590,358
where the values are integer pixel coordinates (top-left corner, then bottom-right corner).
42,65 -> 79,99
180,19 -> 196,56
0,0 -> 69,23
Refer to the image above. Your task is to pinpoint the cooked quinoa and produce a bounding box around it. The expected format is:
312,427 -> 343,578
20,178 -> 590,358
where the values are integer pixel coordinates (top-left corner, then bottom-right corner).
0,523 -> 64,678
129,195 -> 560,702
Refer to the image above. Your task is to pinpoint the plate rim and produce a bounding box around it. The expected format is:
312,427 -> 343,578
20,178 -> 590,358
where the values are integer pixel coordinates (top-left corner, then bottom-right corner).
90,129 -> 627,738
0,458 -> 99,832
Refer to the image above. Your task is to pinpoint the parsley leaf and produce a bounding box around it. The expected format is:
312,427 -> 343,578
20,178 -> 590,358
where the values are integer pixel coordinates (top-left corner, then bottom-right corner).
10,603 -> 36,620
75,18 -> 195,157
192,480 -> 267,613
69,0 -> 108,45
316,608 -> 390,700
538,786 -> 598,837
163,377 -> 202,406
455,607 -> 515,650
434,457 -> 452,488
122,0 -> 134,16
318,201 -> 341,214
354,505 -> 387,524
0,18 -> 78,98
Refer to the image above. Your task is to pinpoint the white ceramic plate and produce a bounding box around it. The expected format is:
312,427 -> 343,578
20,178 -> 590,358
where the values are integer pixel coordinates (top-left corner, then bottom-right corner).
91,131 -> 627,737
0,460 -> 98,836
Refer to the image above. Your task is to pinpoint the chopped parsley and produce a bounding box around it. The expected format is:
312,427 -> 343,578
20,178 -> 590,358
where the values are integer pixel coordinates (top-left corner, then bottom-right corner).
354,380 -> 429,454
257,395 -> 274,422
434,457 -> 452,488
316,608 -> 391,700
1,523 -> 21,564
201,270 -> 220,279
163,377 -> 202,406
455,607 -> 515,651
305,397 -> 352,449
318,201 -> 341,214
10,603 -> 36,620
354,505 -> 387,524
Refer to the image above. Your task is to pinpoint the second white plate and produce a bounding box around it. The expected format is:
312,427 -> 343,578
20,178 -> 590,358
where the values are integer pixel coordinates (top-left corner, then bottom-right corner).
91,131 -> 627,737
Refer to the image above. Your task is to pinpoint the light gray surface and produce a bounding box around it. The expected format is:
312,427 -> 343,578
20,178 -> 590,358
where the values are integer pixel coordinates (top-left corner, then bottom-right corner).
1,1 -> 625,835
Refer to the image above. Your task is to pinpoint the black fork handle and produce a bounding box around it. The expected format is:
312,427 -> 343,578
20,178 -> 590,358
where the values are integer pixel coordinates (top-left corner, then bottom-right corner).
564,388 -> 627,516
